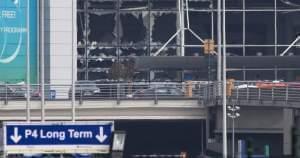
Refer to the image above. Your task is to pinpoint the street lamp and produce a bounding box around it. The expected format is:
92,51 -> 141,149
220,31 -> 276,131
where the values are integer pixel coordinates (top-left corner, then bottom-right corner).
227,105 -> 240,158
111,131 -> 127,158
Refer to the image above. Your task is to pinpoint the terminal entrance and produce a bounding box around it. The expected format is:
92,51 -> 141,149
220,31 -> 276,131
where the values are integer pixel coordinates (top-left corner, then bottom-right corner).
115,120 -> 206,157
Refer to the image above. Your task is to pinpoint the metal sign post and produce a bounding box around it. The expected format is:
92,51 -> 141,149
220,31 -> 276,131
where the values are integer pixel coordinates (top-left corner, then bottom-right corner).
26,0 -> 31,123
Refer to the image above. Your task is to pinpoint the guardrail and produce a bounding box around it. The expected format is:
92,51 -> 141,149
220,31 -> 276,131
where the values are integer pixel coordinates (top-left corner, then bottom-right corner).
0,82 -> 212,105
1,81 -> 300,106
230,81 -> 300,103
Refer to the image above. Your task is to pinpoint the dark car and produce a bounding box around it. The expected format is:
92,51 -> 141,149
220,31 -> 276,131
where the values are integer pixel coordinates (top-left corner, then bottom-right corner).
126,86 -> 184,99
68,81 -> 101,99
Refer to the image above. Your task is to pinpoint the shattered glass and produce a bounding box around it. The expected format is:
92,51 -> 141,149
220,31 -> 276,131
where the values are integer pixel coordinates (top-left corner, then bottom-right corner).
77,0 -> 212,81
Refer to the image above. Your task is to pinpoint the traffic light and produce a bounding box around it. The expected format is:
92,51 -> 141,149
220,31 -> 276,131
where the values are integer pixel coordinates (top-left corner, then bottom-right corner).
226,79 -> 235,96
204,39 -> 215,55
246,140 -> 254,158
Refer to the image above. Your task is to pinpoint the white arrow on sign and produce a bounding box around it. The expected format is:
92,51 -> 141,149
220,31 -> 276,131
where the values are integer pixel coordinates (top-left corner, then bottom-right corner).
95,127 -> 108,143
10,127 -> 22,144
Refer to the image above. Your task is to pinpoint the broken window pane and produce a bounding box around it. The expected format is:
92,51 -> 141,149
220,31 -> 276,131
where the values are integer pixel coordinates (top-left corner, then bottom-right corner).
88,12 -> 117,45
77,48 -> 85,58
151,47 -> 177,56
151,13 -> 177,45
120,47 -> 148,56
121,0 -> 148,10
77,12 -> 85,46
77,59 -> 86,69
77,72 -> 85,80
88,0 -> 116,10
77,0 -> 85,10
88,59 -> 115,69
120,12 -> 148,44
150,0 -> 177,10
89,47 -> 118,58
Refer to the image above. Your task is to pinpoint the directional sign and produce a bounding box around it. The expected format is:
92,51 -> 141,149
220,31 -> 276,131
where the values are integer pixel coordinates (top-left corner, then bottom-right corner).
3,122 -> 114,154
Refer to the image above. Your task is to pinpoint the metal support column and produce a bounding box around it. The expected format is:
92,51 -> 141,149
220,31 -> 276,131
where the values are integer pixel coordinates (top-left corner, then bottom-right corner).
26,0 -> 31,122
180,0 -> 185,56
71,0 -> 77,122
40,0 -> 45,122
222,0 -> 228,157
217,0 -> 222,87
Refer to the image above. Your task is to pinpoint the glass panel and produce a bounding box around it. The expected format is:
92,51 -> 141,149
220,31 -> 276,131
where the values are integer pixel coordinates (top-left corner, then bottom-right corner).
277,12 -> 300,45
226,12 -> 243,44
227,47 -> 243,56
186,12 -> 212,45
278,46 -> 300,56
213,0 -> 243,9
245,0 -> 274,9
245,47 -> 275,56
277,0 -> 300,9
278,70 -> 300,81
228,70 -> 244,80
151,12 -> 177,44
245,12 -> 275,45
246,70 -> 275,80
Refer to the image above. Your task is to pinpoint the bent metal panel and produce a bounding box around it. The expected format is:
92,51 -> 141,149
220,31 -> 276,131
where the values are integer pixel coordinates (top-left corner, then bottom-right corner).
0,0 -> 38,83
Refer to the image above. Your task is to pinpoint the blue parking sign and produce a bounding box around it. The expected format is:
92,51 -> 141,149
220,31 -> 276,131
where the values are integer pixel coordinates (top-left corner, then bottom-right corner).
3,122 -> 114,154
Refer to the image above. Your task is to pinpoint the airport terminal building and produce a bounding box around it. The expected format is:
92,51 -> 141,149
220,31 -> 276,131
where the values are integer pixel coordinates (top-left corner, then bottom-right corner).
1,0 -> 300,157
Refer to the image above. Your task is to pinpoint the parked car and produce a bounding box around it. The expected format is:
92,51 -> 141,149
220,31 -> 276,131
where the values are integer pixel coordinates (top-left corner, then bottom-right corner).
0,85 -> 14,99
126,86 -> 184,99
68,81 -> 101,99
9,86 -> 41,99
23,154 -> 43,158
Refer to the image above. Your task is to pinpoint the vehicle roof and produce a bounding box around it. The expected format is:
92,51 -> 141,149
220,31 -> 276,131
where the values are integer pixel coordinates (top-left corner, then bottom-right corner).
76,80 -> 96,84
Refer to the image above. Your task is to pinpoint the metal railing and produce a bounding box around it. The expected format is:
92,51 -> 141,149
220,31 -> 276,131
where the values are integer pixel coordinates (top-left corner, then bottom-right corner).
230,81 -> 300,103
1,81 -> 300,105
0,82 -> 210,105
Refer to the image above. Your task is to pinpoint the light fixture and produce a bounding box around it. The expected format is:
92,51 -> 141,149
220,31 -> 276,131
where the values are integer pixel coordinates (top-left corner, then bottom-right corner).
112,131 -> 127,152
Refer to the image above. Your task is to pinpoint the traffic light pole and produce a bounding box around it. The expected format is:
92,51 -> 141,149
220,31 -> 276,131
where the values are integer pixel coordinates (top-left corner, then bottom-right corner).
221,0 -> 228,157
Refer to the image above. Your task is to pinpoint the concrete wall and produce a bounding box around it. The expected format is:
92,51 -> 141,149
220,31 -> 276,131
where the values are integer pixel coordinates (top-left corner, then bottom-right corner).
44,0 -> 76,98
216,107 -> 284,133
215,106 -> 294,157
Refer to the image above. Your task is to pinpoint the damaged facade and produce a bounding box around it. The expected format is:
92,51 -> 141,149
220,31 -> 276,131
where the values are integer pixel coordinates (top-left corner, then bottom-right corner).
77,0 -> 300,82
77,0 -> 212,82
